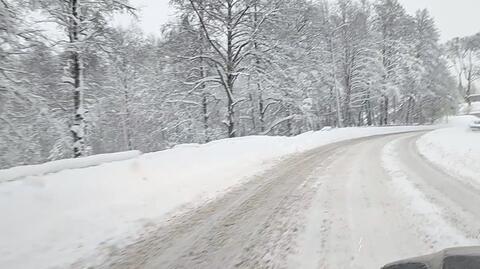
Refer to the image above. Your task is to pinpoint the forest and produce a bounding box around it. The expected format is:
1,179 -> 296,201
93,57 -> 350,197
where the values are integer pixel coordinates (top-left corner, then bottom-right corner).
1,0 -> 479,168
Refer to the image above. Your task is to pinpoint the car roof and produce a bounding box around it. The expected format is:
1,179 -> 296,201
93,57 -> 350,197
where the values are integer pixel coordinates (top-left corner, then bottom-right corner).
382,247 -> 480,268
443,246 -> 480,256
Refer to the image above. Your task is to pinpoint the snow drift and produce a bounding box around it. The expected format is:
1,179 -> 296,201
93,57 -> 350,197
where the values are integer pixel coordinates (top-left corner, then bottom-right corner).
0,150 -> 141,183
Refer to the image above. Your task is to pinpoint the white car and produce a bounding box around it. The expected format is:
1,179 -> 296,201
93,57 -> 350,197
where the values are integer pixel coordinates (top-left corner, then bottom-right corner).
470,120 -> 480,131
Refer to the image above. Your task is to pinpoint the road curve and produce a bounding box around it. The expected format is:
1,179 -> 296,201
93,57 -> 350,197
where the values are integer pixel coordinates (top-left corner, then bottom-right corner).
92,131 -> 480,269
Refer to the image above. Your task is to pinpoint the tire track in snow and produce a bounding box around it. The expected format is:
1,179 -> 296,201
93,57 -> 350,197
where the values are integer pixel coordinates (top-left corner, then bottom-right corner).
289,133 -> 432,269
85,140 -> 351,269
382,136 -> 474,249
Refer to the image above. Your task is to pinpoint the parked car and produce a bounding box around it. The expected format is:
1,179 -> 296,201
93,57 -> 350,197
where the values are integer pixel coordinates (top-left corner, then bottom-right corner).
382,246 -> 480,269
470,119 -> 480,131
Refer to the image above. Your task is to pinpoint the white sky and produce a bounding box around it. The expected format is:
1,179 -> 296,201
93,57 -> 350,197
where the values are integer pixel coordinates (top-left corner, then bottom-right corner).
116,0 -> 480,41
400,0 -> 480,41
114,0 -> 175,36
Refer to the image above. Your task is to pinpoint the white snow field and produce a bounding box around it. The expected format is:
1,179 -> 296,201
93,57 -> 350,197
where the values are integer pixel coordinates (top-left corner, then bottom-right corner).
417,115 -> 480,185
0,126 -> 430,269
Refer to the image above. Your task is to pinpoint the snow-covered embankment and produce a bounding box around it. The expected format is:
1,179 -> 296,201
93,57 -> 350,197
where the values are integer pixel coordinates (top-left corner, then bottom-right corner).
417,115 -> 480,184
0,150 -> 141,183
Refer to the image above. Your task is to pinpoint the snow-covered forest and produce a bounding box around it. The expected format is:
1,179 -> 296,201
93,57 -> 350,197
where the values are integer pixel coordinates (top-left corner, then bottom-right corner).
1,0 -> 478,168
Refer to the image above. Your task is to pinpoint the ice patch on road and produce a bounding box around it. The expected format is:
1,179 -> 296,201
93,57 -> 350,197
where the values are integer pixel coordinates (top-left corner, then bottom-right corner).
382,138 -> 473,249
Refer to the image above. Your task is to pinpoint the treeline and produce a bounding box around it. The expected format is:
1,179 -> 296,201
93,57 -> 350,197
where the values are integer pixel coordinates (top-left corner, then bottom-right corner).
0,0 -> 464,168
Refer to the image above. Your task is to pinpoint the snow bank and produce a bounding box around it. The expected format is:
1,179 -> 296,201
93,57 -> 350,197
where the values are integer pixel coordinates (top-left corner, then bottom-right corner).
0,150 -> 141,183
441,114 -> 479,126
417,115 -> 480,185
382,139 -> 473,249
0,126 -> 430,269
459,102 -> 480,116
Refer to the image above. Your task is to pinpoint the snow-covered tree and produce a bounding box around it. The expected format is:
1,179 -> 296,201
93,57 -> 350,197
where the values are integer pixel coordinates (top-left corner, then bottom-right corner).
0,0 -> 462,168
34,0 -> 135,157
446,33 -> 480,102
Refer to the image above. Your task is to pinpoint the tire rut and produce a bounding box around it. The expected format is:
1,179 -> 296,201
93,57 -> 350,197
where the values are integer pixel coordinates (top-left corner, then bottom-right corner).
88,140 -> 354,269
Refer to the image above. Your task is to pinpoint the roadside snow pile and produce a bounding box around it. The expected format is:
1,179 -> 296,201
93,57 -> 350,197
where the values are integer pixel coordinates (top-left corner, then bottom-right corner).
459,102 -> 480,115
0,126 -> 430,269
417,115 -> 480,185
0,150 -> 141,183
382,139 -> 473,249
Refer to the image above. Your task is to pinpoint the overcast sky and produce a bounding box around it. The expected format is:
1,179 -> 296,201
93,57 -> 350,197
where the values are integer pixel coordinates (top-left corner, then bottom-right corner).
117,0 -> 480,42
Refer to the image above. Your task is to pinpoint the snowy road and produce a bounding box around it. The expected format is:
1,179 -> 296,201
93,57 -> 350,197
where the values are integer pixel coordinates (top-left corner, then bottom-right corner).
94,131 -> 480,269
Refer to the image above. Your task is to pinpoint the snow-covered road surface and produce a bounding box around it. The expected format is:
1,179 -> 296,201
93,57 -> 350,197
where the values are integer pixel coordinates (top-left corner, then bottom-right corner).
88,131 -> 480,269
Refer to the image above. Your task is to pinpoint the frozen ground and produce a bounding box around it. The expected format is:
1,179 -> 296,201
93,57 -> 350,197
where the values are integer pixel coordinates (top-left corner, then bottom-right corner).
0,126 -> 430,269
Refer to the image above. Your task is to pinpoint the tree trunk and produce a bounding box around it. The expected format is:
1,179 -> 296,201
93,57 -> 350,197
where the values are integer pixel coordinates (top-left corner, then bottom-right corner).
122,84 -> 133,150
199,61 -> 209,142
225,0 -> 235,138
329,37 -> 343,128
69,0 -> 85,158
253,2 -> 264,133
247,93 -> 256,133
226,88 -> 235,137
202,94 -> 209,142
197,7 -> 210,143
392,95 -> 397,124
405,96 -> 413,125
365,92 -> 373,126
383,96 -> 389,125
380,94 -> 389,126
286,108 -> 293,136
466,68 -> 472,102
258,85 -> 266,133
